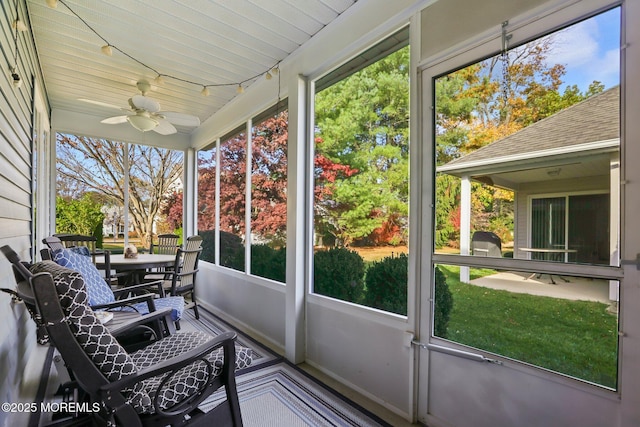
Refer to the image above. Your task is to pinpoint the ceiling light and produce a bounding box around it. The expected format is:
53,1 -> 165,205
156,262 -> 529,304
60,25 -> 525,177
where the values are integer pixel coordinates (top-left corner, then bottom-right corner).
265,71 -> 272,80
154,74 -> 165,85
101,45 -> 113,56
46,0 -> 58,8
201,86 -> 210,96
271,66 -> 279,75
12,20 -> 27,32
236,84 -> 244,94
127,113 -> 158,132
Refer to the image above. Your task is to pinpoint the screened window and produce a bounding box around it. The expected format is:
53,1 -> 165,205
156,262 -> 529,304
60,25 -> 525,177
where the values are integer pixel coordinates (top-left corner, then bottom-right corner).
432,8 -> 621,389
55,135 -> 183,253
312,28 -> 410,313
250,108 -> 288,282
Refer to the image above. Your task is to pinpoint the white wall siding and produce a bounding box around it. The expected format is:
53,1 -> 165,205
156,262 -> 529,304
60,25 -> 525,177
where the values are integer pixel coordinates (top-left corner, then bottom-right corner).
0,1 -> 47,424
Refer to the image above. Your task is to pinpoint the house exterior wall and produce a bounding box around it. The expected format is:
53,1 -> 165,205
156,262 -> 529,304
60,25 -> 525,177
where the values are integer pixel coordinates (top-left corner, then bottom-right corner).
0,1 -> 47,424
514,175 -> 610,259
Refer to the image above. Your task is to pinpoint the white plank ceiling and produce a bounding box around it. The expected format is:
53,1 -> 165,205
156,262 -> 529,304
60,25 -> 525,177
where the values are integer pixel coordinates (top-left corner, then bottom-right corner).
25,0 -> 357,133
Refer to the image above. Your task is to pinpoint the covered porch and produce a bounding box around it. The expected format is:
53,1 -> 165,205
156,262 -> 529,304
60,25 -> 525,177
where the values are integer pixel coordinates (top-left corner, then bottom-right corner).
2,1 -> 640,427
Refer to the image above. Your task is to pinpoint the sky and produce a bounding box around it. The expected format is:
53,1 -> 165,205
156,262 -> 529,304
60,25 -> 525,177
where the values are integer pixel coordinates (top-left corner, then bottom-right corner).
544,7 -> 620,91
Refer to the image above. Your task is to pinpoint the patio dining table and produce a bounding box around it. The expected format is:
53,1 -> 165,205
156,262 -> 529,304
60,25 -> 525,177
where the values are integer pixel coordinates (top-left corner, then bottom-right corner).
519,247 -> 577,284
95,253 -> 176,285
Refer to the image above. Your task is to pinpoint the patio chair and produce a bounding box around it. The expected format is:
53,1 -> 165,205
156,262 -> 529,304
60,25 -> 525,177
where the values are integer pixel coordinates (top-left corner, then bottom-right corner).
41,244 -> 187,326
1,245 -> 176,349
471,231 -> 502,257
147,235 -> 203,319
27,255 -> 251,426
150,233 -> 180,255
53,233 -> 105,263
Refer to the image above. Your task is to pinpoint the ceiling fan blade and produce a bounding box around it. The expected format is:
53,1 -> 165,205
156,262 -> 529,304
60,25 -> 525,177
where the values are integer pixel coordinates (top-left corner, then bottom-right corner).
101,115 -> 129,124
154,118 -> 177,135
161,111 -> 201,127
130,95 -> 161,113
79,98 -> 125,110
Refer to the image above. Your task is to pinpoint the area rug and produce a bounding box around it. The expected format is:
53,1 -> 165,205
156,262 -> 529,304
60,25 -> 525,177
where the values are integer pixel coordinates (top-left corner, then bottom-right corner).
181,308 -> 280,368
200,361 -> 392,427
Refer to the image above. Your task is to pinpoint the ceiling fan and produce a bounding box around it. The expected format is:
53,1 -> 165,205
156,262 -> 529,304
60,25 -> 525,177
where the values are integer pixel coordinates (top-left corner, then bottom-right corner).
81,79 -> 200,135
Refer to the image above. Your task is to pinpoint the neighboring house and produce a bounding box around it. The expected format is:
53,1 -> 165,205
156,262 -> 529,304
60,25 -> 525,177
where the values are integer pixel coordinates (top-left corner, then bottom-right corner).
438,87 -> 620,272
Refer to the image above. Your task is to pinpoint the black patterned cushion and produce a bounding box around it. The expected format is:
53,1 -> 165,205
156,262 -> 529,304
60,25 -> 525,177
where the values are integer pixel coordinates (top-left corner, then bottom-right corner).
29,261 -> 137,381
127,331 -> 253,414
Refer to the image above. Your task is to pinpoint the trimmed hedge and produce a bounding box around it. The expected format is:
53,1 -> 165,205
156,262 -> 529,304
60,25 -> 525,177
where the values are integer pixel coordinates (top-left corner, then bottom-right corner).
313,247 -> 365,303
434,266 -> 453,338
363,253 -> 408,315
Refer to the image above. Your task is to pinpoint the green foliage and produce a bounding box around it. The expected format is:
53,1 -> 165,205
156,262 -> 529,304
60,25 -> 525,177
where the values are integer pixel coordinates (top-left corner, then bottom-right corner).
55,194 -> 105,245
314,46 -> 409,246
363,253 -> 408,315
313,247 -> 365,303
439,265 -> 618,388
433,266 -> 453,338
251,245 -> 286,283
199,229 -> 244,271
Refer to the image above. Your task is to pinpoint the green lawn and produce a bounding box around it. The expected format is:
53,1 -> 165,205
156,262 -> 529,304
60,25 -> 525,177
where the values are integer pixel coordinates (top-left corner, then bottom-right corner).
439,265 -> 619,389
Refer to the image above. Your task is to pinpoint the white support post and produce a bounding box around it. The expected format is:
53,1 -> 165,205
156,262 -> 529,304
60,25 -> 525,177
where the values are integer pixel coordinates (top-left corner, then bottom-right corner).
285,74 -> 309,364
460,175 -> 471,283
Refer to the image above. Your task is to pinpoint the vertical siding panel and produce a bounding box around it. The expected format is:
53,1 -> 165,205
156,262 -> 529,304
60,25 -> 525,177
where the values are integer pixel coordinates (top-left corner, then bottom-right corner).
0,1 -> 47,424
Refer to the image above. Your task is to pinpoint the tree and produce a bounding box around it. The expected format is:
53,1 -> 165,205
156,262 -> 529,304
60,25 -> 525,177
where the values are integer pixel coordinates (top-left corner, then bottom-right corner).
314,46 -> 410,246
433,34 -> 605,248
55,194 -> 104,244
56,134 -> 183,243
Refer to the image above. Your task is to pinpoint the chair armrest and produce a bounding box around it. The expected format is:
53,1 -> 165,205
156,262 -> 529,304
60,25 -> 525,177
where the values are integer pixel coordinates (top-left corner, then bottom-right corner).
102,332 -> 237,391
91,293 -> 157,312
112,280 -> 164,297
108,307 -> 175,337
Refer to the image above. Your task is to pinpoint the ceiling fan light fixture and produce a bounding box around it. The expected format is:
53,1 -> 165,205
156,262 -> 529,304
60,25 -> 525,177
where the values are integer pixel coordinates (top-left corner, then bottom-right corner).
101,44 -> 113,56
46,0 -> 58,8
127,114 -> 158,132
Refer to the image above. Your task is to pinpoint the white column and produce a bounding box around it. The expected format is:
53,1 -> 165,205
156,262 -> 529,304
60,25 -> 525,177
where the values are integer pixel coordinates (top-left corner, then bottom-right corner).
285,75 -> 309,363
460,175 -> 471,283
609,154 -> 620,301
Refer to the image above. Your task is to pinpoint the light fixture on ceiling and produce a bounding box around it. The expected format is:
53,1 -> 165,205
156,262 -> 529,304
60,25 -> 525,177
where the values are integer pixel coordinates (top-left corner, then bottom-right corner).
127,112 -> 158,132
46,0 -> 58,8
154,74 -> 165,85
236,84 -> 244,94
101,44 -> 113,56
265,71 -> 272,80
201,86 -> 210,96
10,0 -> 22,90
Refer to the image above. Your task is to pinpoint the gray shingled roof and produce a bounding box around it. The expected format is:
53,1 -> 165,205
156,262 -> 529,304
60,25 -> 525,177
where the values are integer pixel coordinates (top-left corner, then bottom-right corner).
442,86 -> 620,168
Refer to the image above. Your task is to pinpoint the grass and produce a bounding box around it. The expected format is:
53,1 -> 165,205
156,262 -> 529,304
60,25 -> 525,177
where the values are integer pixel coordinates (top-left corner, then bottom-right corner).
439,265 -> 619,389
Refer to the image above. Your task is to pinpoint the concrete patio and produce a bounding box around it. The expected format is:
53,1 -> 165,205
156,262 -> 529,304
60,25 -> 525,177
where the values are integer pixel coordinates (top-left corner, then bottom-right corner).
470,271 -> 611,304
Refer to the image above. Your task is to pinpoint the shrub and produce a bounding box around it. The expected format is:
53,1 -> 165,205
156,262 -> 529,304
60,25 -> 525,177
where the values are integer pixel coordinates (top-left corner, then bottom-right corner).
251,245 -> 286,283
434,266 -> 453,338
198,229 -> 244,270
363,253 -> 408,315
313,247 -> 365,303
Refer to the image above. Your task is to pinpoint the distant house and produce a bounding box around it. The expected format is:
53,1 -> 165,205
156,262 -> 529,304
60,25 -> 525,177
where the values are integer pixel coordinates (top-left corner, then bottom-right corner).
438,86 -> 620,269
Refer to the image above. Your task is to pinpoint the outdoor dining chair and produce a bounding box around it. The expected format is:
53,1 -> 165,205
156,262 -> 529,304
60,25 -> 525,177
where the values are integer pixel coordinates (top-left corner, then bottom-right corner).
41,242 -> 187,325
25,250 -> 251,426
